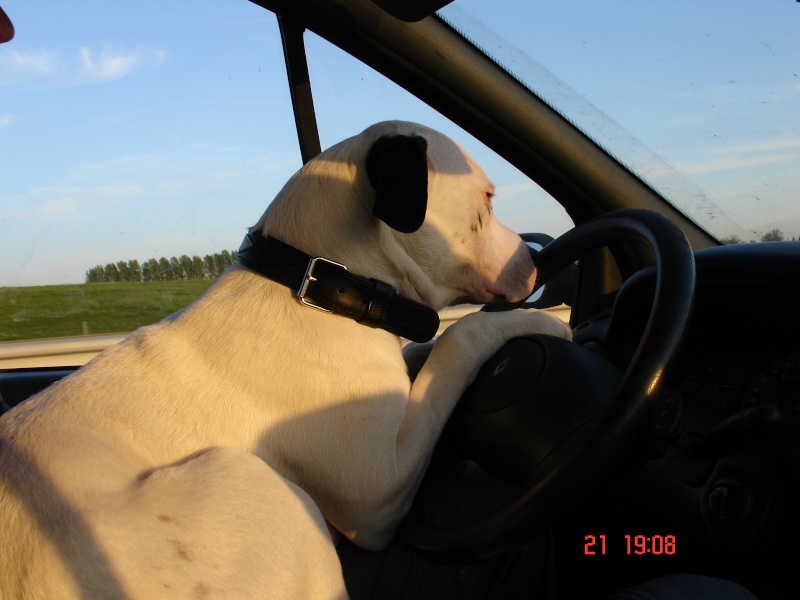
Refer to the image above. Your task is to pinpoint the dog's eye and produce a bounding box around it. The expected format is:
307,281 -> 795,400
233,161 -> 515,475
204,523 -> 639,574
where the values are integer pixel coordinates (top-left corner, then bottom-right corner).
485,192 -> 494,211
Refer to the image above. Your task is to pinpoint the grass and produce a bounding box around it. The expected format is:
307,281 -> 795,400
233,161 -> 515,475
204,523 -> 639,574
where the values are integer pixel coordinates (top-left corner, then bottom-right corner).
0,280 -> 214,342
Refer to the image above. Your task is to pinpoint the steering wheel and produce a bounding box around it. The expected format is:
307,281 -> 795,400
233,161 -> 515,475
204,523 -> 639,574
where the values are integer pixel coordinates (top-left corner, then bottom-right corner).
399,209 -> 696,563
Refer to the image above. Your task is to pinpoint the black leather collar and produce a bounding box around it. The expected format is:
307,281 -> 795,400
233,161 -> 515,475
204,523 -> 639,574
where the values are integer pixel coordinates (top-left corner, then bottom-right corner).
237,232 -> 440,343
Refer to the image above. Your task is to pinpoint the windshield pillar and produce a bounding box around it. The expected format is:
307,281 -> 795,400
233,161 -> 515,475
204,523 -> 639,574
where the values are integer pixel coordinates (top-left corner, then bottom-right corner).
278,14 -> 321,164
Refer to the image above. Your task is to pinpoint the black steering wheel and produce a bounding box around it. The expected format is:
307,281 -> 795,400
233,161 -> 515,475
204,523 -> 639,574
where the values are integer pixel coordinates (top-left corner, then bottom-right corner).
399,209 -> 696,563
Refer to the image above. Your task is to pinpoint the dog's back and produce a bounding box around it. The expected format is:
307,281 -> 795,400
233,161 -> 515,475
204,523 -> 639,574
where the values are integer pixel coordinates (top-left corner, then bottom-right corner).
0,120 -> 569,598
0,313 -> 349,599
1,449 -> 346,599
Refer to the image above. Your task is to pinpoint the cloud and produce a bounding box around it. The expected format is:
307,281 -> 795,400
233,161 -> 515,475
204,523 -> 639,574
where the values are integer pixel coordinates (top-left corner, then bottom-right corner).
680,153 -> 794,175
678,136 -> 800,175
78,45 -> 166,82
1,45 -> 166,87
41,182 -> 145,208
712,137 -> 800,156
684,80 -> 800,109
2,148 -> 297,226
5,182 -> 147,223
0,113 -> 13,128
495,181 -> 537,199
26,197 -> 86,219
0,48 -> 58,83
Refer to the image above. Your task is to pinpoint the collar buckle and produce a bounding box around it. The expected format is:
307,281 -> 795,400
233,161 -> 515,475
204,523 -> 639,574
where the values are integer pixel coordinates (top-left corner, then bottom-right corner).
298,256 -> 347,312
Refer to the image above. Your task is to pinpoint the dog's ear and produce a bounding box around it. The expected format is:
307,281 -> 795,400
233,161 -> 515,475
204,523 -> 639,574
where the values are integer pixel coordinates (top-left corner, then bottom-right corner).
366,134 -> 428,233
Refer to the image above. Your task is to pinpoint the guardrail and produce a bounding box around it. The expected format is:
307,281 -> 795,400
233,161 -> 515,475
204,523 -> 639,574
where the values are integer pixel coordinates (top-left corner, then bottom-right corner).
0,305 -> 571,370
0,333 -> 129,369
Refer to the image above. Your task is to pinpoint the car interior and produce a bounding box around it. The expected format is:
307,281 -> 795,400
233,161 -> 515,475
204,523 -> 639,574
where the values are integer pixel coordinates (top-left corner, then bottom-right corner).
1,1 -> 798,598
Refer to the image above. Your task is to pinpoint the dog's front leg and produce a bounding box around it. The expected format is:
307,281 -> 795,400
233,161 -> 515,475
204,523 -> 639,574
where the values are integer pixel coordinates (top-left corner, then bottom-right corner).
407,309 -> 571,431
367,309 -> 572,548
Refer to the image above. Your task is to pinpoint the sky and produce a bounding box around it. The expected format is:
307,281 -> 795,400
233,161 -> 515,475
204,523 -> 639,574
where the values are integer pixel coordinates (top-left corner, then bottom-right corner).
1,0 -> 798,286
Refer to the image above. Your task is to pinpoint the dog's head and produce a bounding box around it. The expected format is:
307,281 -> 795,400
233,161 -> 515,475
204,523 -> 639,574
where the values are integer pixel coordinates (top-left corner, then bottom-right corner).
257,121 -> 537,311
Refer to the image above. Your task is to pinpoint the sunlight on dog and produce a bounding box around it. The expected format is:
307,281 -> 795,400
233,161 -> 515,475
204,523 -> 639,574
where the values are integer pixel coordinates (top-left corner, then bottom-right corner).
0,121 -> 571,599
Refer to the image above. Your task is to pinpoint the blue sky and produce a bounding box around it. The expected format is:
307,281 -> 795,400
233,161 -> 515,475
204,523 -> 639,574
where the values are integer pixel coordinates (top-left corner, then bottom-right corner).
1,1 -> 798,286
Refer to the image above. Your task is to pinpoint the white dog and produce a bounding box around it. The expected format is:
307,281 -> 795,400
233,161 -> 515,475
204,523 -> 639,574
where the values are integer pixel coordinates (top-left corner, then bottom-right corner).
0,121 -> 571,599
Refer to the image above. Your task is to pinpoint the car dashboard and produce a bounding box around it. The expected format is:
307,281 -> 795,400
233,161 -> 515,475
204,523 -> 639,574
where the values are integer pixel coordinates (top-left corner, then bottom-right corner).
560,240 -> 800,600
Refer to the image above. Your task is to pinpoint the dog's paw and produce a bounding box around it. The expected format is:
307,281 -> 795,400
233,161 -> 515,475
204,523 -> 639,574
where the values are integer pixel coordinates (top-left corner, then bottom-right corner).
440,308 -> 571,351
514,308 -> 573,341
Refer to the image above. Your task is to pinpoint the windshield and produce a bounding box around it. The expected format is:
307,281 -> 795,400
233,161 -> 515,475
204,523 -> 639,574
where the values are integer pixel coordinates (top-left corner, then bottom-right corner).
440,1 -> 800,244
1,0 -> 796,352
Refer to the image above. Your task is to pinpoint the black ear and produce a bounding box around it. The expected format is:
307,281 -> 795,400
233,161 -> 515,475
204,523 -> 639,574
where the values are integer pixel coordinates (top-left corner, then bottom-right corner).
366,134 -> 428,233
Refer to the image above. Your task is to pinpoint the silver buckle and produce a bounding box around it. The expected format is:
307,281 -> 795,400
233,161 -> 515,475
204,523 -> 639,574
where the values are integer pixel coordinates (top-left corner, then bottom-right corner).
298,256 -> 347,312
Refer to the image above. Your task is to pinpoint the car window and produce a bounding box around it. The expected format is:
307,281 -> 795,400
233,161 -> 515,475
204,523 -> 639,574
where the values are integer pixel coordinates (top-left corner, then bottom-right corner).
303,31 -> 573,238
1,3 -> 573,355
0,2 -> 300,348
440,1 -> 800,245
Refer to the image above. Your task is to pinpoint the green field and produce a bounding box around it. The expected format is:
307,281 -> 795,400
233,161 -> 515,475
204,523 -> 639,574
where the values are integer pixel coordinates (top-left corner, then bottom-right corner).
0,280 -> 214,342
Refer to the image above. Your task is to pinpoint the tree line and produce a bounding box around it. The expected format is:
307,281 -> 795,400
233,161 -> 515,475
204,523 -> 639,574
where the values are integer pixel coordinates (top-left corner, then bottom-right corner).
721,229 -> 797,244
85,250 -> 238,283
